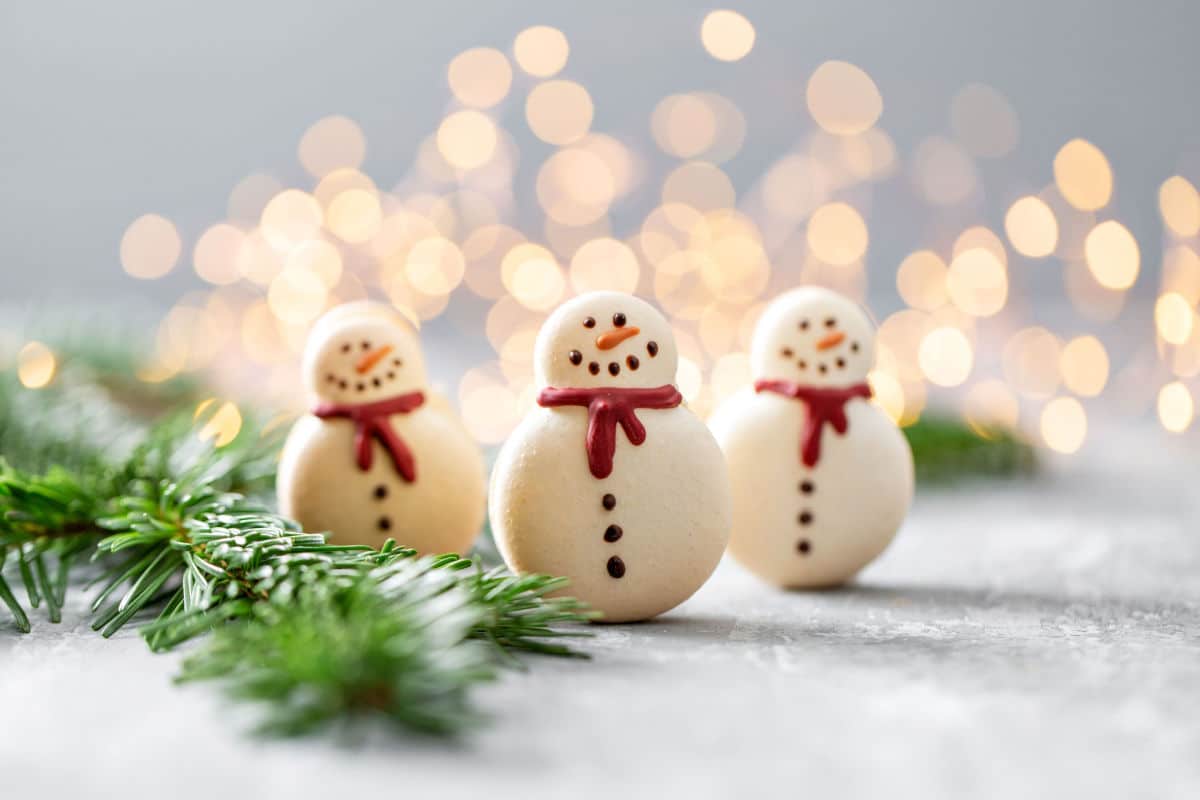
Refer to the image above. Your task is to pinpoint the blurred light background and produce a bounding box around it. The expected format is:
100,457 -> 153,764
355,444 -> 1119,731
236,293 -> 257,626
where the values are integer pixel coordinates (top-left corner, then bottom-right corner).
3,0 -> 1199,453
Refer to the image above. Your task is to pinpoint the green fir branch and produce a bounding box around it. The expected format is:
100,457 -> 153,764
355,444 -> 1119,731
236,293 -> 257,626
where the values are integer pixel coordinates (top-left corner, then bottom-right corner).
903,414 -> 1037,483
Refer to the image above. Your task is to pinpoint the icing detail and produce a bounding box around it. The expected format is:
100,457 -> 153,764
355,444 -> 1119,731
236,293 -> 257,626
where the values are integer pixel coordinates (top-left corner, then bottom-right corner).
537,384 -> 682,479
313,391 -> 426,482
753,379 -> 872,468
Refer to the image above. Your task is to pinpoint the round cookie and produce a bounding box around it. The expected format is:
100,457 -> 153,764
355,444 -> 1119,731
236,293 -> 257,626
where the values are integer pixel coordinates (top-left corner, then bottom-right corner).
710,287 -> 913,588
278,302 -> 486,555
490,291 -> 731,622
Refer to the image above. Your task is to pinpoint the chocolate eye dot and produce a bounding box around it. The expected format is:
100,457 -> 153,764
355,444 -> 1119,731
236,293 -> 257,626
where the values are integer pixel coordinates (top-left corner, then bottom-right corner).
373,377 -> 382,387
583,317 -> 596,329
851,342 -> 860,353
608,362 -> 620,376
613,312 -> 626,327
362,341 -> 371,350
825,318 -> 836,328
568,350 -> 583,366
393,358 -> 402,366
387,371 -> 395,379
818,364 -> 828,374
781,347 -> 793,358
589,361 -> 600,375
356,382 -> 366,391
799,320 -> 810,331
798,360 -> 808,370
647,341 -> 659,357
836,358 -> 846,369
341,344 -> 351,353
627,355 -> 639,370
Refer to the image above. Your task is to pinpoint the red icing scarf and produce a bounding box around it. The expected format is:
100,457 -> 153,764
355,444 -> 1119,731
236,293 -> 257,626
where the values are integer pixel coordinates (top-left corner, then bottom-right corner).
537,385 -> 683,479
313,392 -> 426,482
754,380 -> 872,468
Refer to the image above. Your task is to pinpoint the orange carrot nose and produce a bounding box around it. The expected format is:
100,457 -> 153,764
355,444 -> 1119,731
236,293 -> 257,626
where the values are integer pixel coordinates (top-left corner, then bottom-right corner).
355,344 -> 394,374
596,326 -> 640,350
816,331 -> 845,351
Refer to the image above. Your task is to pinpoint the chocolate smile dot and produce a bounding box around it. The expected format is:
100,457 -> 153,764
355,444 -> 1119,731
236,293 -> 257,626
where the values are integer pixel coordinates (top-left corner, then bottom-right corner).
602,493 -> 617,510
606,556 -> 626,578
326,374 -> 336,383
613,312 -> 627,327
356,382 -> 366,391
608,362 -> 621,376
798,511 -> 814,525
797,539 -> 812,555
393,358 -> 402,367
387,371 -> 395,379
583,316 -> 596,329
781,347 -> 794,358
373,377 -> 382,387
378,516 -> 392,531
798,359 -> 808,370
627,355 -> 640,370
588,361 -> 600,375
374,485 -> 388,500
825,318 -> 836,328
851,342 -> 860,352
799,480 -> 814,495
836,358 -> 846,369
568,350 -> 583,365
799,320 -> 810,331
647,341 -> 659,357
604,524 -> 623,543
362,341 -> 371,350
341,344 -> 352,353
339,380 -> 348,389
818,364 -> 828,374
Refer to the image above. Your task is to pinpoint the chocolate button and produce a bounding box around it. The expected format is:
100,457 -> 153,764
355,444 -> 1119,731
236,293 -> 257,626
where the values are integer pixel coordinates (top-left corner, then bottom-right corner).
374,485 -> 388,500
799,480 -> 814,495
378,516 -> 392,531
606,556 -> 626,578
797,539 -> 812,555
602,493 -> 616,510
604,524 -> 623,543
798,511 -> 813,525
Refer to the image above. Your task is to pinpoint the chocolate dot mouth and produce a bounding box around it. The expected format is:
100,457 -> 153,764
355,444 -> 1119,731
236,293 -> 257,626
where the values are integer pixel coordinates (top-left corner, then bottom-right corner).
588,361 -> 600,375
626,355 -> 639,370
836,358 -> 846,369
568,350 -> 583,366
818,364 -> 828,374
608,362 -> 620,376
647,341 -> 659,357
798,360 -> 808,370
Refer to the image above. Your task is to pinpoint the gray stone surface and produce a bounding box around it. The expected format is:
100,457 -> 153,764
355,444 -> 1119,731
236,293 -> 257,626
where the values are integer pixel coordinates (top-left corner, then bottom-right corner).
3,430 -> 1199,800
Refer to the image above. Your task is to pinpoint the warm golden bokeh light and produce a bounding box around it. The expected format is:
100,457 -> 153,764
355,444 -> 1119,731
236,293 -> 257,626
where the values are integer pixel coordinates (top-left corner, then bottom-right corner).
120,214 -> 182,279
569,237 -> 640,294
325,188 -> 382,244
949,83 -> 1019,158
651,94 -> 717,159
437,110 -> 498,170
918,326 -> 973,387
536,147 -> 616,226
513,25 -> 569,77
806,202 -> 868,265
762,154 -> 829,219
1157,381 -> 1194,433
1159,176 -> 1200,238
447,47 -> 513,108
502,243 -> 565,311
1040,396 -> 1087,454
297,115 -> 366,178
806,60 -> 882,135
267,266 -> 327,325
1004,195 -> 1059,257
1155,292 -> 1195,345
1053,138 -> 1113,211
405,237 -> 466,296
17,341 -> 56,389
260,190 -> 323,252
867,370 -> 906,425
193,223 -> 246,285
700,10 -> 756,62
525,80 -> 593,145
896,250 -> 948,311
198,401 -> 243,448
661,161 -> 736,214
227,173 -> 283,222
946,247 -> 1008,317
1163,245 -> 1200,305
1059,335 -> 1109,397
1084,220 -> 1139,290
285,239 -> 343,290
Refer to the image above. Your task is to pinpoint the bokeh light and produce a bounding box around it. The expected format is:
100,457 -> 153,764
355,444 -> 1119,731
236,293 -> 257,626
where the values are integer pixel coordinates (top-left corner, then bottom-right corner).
1155,292 -> 1195,345
448,47 -> 513,108
700,10 -> 756,62
193,223 -> 246,285
121,214 -> 182,279
525,80 -> 593,145
437,110 -> 498,170
946,247 -> 1007,317
1040,397 -> 1087,454
1084,220 -> 1139,290
1053,138 -> 1112,211
260,190 -> 323,252
17,341 -> 56,389
806,61 -> 882,135
896,250 -> 948,311
806,202 -> 868,265
918,327 -> 973,387
1157,381 -> 1194,433
1159,176 -> 1200,237
297,115 -> 366,178
1004,195 -> 1058,257
1059,335 -> 1109,397
513,26 -> 569,77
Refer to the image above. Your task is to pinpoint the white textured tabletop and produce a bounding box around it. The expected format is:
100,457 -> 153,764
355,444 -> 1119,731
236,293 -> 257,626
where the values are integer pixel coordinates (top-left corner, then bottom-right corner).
3,425 -> 1198,800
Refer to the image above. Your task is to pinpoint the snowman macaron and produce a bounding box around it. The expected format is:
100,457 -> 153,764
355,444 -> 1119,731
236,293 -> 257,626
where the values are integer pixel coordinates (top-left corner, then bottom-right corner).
277,302 -> 486,554
710,287 -> 913,588
489,291 -> 731,622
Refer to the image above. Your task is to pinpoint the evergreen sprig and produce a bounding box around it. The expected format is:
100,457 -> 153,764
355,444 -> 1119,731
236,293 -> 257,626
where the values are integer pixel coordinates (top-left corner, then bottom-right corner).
0,351 -> 591,736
